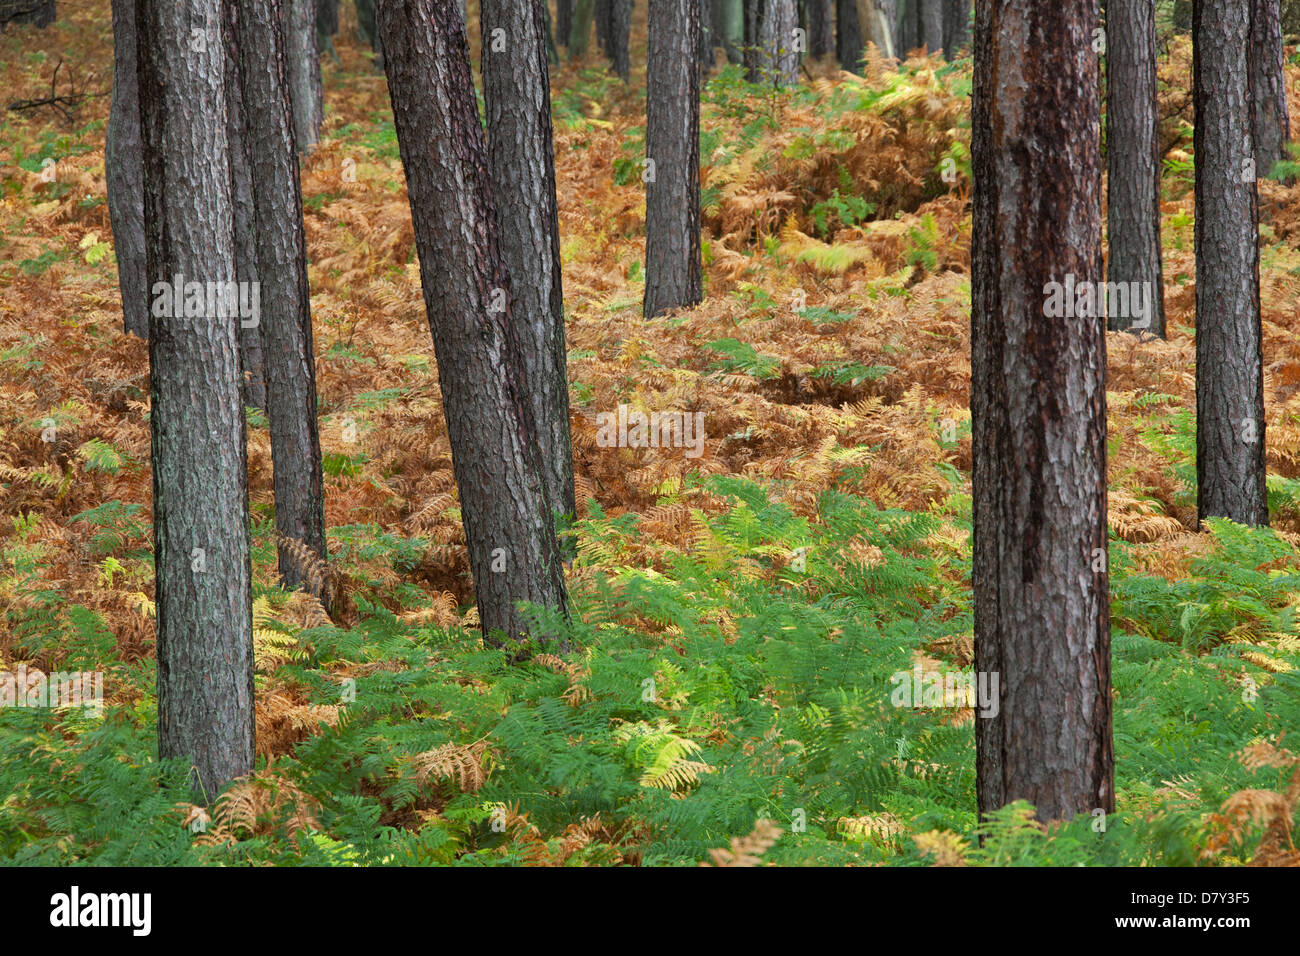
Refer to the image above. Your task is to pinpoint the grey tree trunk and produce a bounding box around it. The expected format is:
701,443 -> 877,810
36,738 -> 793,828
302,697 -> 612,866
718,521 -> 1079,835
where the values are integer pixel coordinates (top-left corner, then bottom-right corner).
1249,0 -> 1290,180
610,0 -> 633,79
1194,0 -> 1269,526
837,0 -> 863,71
918,0 -> 942,52
1,0 -> 55,27
557,0 -> 574,47
137,0 -> 255,801
971,0 -> 1114,824
481,0 -> 578,546
238,0 -> 330,591
807,0 -> 834,55
699,0 -> 714,73
1106,0 -> 1166,337
718,0 -> 742,62
897,0 -> 918,53
942,0 -> 968,57
571,0 -> 596,55
645,0 -> 703,317
377,0 -> 570,647
285,0 -> 323,151
758,0 -> 798,85
225,0 -> 267,410
855,0 -> 895,59
107,0 -> 148,340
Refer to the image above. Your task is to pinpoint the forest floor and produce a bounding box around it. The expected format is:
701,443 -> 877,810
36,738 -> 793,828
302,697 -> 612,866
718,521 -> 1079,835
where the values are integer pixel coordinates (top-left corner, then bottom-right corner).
2,4 -> 1300,865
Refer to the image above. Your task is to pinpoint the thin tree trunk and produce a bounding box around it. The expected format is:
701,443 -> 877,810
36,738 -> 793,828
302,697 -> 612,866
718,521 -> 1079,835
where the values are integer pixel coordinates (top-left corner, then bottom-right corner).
238,0 -> 330,591
718,0 -> 742,62
611,0 -> 632,79
481,0 -> 578,546
645,0 -> 703,317
557,0 -> 574,47
225,0 -> 267,410
377,0 -> 570,647
758,0 -> 798,85
807,0 -> 833,55
571,0 -> 595,55
699,0 -> 714,73
285,0 -> 323,151
942,0 -> 968,57
837,0 -> 862,71
971,0 -> 1114,824
595,0 -> 612,51
1194,0 -> 1268,526
1106,0 -> 1166,337
1249,0 -> 1290,180
107,0 -> 148,339
137,0 -> 255,801
744,0 -> 760,80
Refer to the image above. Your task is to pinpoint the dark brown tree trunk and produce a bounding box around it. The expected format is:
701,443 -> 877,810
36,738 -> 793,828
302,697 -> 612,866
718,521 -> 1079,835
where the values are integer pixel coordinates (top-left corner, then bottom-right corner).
942,0 -> 969,56
837,0 -> 862,71
808,0 -> 834,56
557,0 -> 574,47
595,0 -> 613,52
481,0 -> 578,545
645,0 -> 703,317
1249,0 -> 1290,180
610,0 -> 633,79
1194,0 -> 1269,526
699,0 -> 714,73
971,0 -> 1114,824
225,0 -> 267,410
1106,0 -> 1166,337
107,0 -> 148,340
744,0 -> 760,80
285,0 -> 323,151
377,0 -> 570,647
137,0 -> 255,801
238,0 -> 330,590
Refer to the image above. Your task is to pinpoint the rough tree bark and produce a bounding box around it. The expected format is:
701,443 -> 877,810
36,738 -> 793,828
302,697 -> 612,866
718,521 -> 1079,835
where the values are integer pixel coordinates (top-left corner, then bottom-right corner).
1249,0 -> 1290,180
807,0 -> 834,56
645,0 -> 703,318
971,0 -> 1114,823
837,0 -> 863,71
238,0 -> 330,590
1194,0 -> 1268,526
224,0 -> 267,410
481,0 -> 577,543
285,0 -> 323,151
758,0 -> 798,85
610,0 -> 632,79
137,0 -> 255,801
377,0 -> 570,647
107,0 -> 148,340
1106,0 -> 1166,337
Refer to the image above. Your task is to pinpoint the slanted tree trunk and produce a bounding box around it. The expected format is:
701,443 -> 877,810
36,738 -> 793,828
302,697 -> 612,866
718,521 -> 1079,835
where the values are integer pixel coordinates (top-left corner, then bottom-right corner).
807,0 -> 833,56
377,0 -> 570,647
571,0 -> 596,55
1194,0 -> 1268,526
481,0 -> 577,545
1106,0 -> 1166,337
225,0 -> 267,410
837,0 -> 863,71
238,0 -> 330,591
611,0 -> 633,79
645,0 -> 703,317
137,0 -> 255,801
971,0 -> 1114,824
942,0 -> 968,56
758,0 -> 798,85
107,0 -> 148,340
1249,0 -> 1290,180
285,0 -> 323,151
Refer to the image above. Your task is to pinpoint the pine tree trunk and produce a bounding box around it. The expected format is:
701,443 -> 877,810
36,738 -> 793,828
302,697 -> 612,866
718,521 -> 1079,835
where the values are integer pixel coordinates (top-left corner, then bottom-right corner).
856,0 -> 895,59
1106,0 -> 1166,337
107,0 -> 148,340
285,0 -> 323,151
718,0 -> 742,62
481,0 -> 578,544
700,0 -> 714,73
744,0 -> 759,80
758,0 -> 798,85
807,0 -> 834,56
571,0 -> 596,55
557,0 -> 574,48
837,0 -> 863,71
918,0 -> 942,52
137,0 -> 255,801
971,0 -> 1114,824
1194,0 -> 1268,526
595,0 -> 612,52
645,0 -> 703,317
225,0 -> 267,410
610,0 -> 632,79
1249,0 -> 1290,180
377,0 -> 570,647
897,0 -> 918,53
238,0 -> 330,590
942,0 -> 968,57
